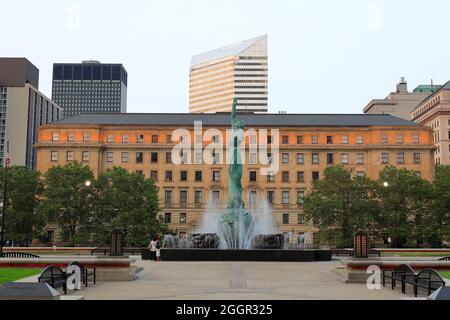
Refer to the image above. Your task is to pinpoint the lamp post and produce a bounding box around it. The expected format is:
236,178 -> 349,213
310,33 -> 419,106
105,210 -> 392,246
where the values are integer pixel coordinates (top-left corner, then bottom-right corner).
383,181 -> 389,188
85,180 -> 91,187
0,141 -> 9,256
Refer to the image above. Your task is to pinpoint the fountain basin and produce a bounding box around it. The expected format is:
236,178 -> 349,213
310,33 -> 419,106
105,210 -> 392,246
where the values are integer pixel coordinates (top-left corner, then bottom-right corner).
160,248 -> 332,262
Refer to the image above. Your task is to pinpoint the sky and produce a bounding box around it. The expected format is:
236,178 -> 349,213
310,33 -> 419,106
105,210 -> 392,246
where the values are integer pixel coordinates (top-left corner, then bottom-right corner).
1,0 -> 450,114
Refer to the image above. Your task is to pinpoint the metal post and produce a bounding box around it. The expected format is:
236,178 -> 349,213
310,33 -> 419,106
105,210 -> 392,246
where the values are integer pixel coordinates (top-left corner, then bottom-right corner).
0,142 -> 9,256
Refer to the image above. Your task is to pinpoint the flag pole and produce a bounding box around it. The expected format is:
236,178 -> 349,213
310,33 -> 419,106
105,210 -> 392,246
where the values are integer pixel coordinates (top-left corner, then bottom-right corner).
0,141 -> 9,256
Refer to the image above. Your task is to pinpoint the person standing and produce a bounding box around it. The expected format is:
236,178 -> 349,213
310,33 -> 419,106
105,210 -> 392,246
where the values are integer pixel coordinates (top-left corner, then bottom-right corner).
156,242 -> 161,262
148,237 -> 157,261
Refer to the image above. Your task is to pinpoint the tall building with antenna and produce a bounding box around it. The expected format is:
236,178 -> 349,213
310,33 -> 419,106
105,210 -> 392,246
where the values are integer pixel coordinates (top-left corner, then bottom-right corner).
189,35 -> 268,113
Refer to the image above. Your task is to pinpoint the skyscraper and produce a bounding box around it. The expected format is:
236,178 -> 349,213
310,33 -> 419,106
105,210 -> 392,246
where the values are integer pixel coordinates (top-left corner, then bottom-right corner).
0,58 -> 62,168
189,35 -> 268,113
52,61 -> 128,118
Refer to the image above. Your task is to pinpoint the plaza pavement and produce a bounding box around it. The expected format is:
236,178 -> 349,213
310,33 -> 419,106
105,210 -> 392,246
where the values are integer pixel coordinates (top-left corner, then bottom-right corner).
67,259 -> 410,300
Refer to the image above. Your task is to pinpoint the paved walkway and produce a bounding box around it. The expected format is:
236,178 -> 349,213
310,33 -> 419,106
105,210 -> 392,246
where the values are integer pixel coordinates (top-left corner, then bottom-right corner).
69,260 -> 408,300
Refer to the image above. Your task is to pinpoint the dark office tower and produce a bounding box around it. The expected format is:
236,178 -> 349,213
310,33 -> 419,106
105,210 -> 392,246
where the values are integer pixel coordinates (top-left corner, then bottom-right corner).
52,61 -> 128,118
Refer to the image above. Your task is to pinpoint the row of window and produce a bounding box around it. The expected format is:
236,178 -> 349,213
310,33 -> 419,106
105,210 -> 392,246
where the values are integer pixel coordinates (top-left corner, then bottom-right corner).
163,212 -> 304,225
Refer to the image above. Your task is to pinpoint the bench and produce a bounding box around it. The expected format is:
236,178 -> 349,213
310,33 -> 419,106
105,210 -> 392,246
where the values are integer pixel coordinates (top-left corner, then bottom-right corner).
38,266 -> 67,294
67,261 -> 96,287
383,264 -> 416,290
0,252 -> 41,258
332,249 -> 353,256
404,269 -> 445,297
91,247 -> 142,256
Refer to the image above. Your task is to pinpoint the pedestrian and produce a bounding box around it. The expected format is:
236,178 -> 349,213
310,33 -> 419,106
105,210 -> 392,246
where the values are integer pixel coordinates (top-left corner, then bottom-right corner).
148,237 -> 157,261
156,242 -> 161,262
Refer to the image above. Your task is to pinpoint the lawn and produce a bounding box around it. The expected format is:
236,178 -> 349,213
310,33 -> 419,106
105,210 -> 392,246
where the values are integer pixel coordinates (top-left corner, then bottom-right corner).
0,268 -> 42,285
440,272 -> 450,280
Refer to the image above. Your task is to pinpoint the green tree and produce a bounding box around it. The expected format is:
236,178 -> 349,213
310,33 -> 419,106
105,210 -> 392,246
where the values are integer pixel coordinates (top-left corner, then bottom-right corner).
376,166 -> 432,248
0,166 -> 42,246
303,166 -> 378,247
91,167 -> 166,246
426,165 -> 450,247
37,162 -> 94,246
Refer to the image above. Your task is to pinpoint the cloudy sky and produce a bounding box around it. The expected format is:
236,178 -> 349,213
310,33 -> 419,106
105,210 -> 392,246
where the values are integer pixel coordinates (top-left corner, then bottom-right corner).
2,0 -> 449,114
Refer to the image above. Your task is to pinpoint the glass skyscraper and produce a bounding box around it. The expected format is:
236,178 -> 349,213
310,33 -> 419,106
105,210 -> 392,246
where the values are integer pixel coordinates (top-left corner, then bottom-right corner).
52,61 -> 128,118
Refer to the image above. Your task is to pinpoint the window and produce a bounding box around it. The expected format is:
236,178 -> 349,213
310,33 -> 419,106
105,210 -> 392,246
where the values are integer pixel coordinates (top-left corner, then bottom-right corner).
51,151 -> 58,162
195,171 -> 202,182
412,134 -> 419,144
180,213 -> 187,224
297,171 -> 305,183
135,170 -> 143,176
327,136 -> 333,144
312,172 -> 319,181
107,135 -> 115,143
121,152 -> 129,163
212,191 -> 220,205
380,134 -> 388,144
52,133 -> 59,142
381,152 -> 389,164
397,152 -> 404,164
282,153 -> 289,164
312,135 -> 318,144
180,171 -> 188,181
297,136 -> 304,144
152,135 -> 158,144
195,191 -> 203,205
164,213 -> 172,224
342,136 -> 348,144
267,172 -> 275,182
212,135 -> 220,143
137,134 -> 144,143
165,152 -> 172,164
413,152 -> 421,164
82,151 -> 90,162
195,135 -> 202,144
249,191 -> 257,205
356,153 -> 364,164
356,171 -> 365,177
396,135 -> 404,144
179,190 -> 187,206
297,214 -> 305,225
312,153 -> 319,164
341,153 -> 349,164
250,171 -> 257,182
297,153 -> 304,164
136,152 -> 144,163
415,171 -> 421,178
282,135 -> 289,144
327,153 -> 334,165
213,171 -> 220,182
297,191 -> 305,205
83,133 -> 90,142
356,136 -> 364,144
282,171 -> 290,183
67,133 -> 75,142
151,152 -> 158,163
195,152 -> 203,164
166,135 -> 172,143
282,191 -> 290,205
249,152 -> 257,164
282,214 -> 289,225
267,191 -> 274,204
106,152 -> 113,163
66,151 -> 74,162
122,135 -> 129,143
151,171 -> 158,181
267,136 -> 272,144
165,171 -> 173,182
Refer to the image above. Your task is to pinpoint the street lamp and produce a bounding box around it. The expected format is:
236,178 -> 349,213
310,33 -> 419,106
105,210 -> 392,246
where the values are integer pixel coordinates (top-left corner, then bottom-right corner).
85,180 -> 92,187
383,181 -> 389,188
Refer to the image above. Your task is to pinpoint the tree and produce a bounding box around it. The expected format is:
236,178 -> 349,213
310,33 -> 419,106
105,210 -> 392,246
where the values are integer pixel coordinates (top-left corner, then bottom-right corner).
91,167 -> 167,246
0,166 -> 42,246
37,162 -> 94,246
303,166 -> 378,247
426,165 -> 450,246
376,166 -> 432,248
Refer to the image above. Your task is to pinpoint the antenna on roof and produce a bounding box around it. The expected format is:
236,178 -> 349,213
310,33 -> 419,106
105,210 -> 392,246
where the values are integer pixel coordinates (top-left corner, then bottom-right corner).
431,79 -> 434,86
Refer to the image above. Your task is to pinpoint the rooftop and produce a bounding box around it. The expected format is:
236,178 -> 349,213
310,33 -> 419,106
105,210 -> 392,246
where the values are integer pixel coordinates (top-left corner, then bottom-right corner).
412,80 -> 450,113
191,35 -> 267,67
51,113 -> 418,127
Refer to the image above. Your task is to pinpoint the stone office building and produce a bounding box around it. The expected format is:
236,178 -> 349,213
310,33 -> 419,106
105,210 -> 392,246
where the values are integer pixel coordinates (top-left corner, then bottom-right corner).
35,113 -> 434,239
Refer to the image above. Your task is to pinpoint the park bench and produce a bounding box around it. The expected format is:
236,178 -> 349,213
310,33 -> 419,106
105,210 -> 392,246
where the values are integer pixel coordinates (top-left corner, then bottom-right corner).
38,266 -> 67,294
67,261 -> 96,287
0,252 -> 40,258
382,264 -> 416,290
91,247 -> 142,256
331,249 -> 353,256
404,269 -> 445,297
438,256 -> 450,261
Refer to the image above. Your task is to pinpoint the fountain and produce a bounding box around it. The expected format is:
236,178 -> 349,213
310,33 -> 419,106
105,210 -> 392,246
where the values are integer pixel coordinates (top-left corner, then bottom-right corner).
160,98 -> 331,262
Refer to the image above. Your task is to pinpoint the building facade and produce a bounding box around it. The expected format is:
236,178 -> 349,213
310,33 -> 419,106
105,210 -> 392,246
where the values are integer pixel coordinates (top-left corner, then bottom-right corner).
0,58 -> 62,168
411,81 -> 450,165
52,61 -> 128,118
35,113 -> 434,239
364,78 -> 440,120
189,35 -> 268,113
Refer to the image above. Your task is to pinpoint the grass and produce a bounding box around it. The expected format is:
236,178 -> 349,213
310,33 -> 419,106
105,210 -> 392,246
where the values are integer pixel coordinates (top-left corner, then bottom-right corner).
0,268 -> 42,285
393,252 -> 450,257
440,272 -> 450,280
